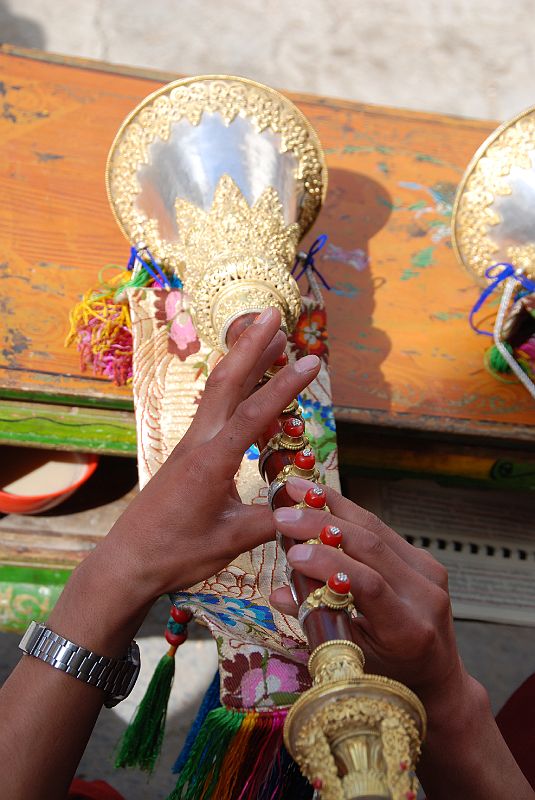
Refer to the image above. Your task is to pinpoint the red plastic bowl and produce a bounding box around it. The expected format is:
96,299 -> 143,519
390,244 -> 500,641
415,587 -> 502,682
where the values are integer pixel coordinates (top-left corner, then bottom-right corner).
0,448 -> 99,514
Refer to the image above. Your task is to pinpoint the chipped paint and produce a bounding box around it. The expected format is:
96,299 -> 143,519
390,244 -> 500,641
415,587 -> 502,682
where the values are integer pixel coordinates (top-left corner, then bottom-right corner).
35,152 -> 64,162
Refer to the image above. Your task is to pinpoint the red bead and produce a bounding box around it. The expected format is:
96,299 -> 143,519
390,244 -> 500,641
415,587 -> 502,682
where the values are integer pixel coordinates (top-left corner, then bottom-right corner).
319,525 -> 342,547
282,417 -> 304,437
328,572 -> 350,594
304,485 -> 326,508
399,760 -> 409,772
165,630 -> 187,647
405,793 -> 416,800
273,352 -> 288,367
170,606 -> 192,623
294,447 -> 315,470
312,778 -> 323,790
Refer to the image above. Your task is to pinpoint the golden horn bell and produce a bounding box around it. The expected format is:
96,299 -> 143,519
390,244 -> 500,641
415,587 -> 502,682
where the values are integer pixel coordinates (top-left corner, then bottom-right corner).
106,74 -> 327,350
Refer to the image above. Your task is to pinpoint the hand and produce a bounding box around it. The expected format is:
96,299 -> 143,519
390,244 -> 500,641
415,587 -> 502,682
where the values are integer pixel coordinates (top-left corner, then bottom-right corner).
97,309 -> 321,604
270,480 -> 535,800
270,476 -> 464,706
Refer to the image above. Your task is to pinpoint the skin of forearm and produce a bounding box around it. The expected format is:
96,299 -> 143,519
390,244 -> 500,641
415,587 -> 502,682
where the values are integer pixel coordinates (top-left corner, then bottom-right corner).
418,669 -> 534,800
0,548 -> 151,800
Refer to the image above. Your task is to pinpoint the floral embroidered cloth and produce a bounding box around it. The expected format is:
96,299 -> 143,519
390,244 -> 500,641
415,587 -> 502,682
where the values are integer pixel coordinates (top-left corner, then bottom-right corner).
128,285 -> 339,709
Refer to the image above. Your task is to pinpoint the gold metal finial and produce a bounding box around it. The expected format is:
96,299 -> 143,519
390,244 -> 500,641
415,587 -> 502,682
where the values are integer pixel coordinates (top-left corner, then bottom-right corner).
284,640 -> 426,800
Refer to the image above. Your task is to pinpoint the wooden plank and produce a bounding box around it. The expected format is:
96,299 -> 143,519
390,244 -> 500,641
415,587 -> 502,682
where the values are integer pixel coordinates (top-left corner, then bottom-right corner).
0,399 -> 136,454
338,423 -> 535,490
0,565 -> 71,632
1,46 -> 534,440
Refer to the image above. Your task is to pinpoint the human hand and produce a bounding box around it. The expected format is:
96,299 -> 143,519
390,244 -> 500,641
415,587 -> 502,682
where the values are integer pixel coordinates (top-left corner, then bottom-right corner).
270,476 -> 466,708
98,309 -> 321,603
271,482 -> 535,800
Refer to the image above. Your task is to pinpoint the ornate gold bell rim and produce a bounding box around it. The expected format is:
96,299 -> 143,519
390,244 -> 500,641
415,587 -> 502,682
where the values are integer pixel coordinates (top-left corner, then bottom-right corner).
283,673 -> 427,754
105,72 -> 328,247
451,102 -> 535,286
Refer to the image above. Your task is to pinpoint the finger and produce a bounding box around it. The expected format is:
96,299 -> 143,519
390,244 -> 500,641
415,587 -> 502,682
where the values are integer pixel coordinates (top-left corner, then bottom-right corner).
270,585 -> 298,615
283,477 -> 434,574
209,354 -> 321,475
274,502 -> 415,581
287,543 -> 405,632
227,504 -> 277,553
273,506 -> 413,591
181,308 -> 285,447
202,503 -> 276,566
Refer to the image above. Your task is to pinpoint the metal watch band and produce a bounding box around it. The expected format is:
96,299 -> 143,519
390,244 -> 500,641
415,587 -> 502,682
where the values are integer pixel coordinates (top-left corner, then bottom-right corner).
19,621 -> 140,708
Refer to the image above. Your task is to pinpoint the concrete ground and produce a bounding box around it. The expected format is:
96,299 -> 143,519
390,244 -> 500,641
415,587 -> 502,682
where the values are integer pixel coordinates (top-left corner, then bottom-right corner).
1,1 -> 535,797
2,0 -> 535,121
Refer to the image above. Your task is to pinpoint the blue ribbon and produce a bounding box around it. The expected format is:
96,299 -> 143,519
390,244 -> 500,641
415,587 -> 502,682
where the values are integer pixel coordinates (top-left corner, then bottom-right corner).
127,245 -> 182,290
292,234 -> 330,289
469,263 -> 535,336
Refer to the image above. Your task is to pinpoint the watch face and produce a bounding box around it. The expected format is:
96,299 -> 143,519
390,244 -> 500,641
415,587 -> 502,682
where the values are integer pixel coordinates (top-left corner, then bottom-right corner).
105,641 -> 141,708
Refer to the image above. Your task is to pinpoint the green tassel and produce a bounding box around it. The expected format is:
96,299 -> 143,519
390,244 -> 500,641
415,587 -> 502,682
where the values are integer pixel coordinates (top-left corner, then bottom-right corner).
168,707 -> 244,799
115,650 -> 175,773
487,343 -> 513,374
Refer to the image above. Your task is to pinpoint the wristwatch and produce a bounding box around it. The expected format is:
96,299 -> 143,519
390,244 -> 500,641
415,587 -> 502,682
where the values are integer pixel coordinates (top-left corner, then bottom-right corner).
19,621 -> 141,708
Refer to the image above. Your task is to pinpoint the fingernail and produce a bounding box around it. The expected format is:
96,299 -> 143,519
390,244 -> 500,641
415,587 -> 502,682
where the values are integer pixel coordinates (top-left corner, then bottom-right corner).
274,507 -> 303,524
294,354 -> 320,373
254,307 -> 274,325
286,476 -> 315,492
288,544 -> 315,564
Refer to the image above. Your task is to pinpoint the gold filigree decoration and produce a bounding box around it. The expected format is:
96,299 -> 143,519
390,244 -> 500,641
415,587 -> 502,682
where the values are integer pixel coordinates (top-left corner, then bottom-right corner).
453,107 -> 535,283
284,640 -> 425,800
106,75 -> 326,254
173,175 -> 302,349
309,640 -> 365,685
507,243 -> 535,273
293,697 -> 421,800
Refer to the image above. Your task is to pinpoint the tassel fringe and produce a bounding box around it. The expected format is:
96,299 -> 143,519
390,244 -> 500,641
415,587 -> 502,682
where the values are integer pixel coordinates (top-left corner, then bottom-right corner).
115,648 -> 176,773
173,672 -> 221,773
168,705 -> 312,800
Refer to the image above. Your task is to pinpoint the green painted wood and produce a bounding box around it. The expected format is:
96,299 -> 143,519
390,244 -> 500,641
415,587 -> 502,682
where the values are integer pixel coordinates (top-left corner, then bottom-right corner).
0,387 -> 134,412
0,399 -> 137,455
0,565 -> 72,632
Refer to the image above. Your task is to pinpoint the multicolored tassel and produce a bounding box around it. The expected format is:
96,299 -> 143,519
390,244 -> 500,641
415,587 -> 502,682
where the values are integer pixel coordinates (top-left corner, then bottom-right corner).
65,248 -> 181,385
168,704 -> 312,800
65,268 -> 135,386
115,606 -> 192,773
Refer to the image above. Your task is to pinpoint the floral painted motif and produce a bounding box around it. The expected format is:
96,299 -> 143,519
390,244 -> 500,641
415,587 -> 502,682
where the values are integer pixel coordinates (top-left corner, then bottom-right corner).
155,290 -> 201,360
299,397 -> 337,465
220,649 -> 311,708
322,242 -> 369,272
173,591 -> 276,632
290,306 -> 329,361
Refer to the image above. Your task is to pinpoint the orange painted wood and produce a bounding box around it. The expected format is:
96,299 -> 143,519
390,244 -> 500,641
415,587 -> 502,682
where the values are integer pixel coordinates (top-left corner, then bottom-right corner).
1,46 -> 534,437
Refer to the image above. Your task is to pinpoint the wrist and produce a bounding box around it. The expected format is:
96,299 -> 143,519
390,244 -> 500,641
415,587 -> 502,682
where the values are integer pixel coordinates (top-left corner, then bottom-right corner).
47,547 -> 152,658
415,659 -> 485,734
419,661 -> 487,740
418,663 -> 491,767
